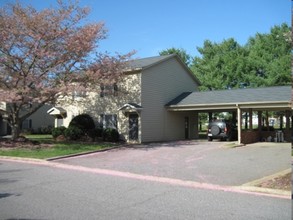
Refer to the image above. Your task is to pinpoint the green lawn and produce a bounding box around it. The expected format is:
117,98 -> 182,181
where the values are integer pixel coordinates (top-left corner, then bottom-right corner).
0,134 -> 114,159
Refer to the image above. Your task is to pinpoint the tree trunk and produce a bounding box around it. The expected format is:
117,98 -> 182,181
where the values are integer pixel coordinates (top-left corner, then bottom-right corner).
11,122 -> 21,141
9,112 -> 21,141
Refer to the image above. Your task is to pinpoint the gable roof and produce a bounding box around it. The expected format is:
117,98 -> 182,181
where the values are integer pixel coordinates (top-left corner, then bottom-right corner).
126,54 -> 201,85
166,86 -> 292,111
128,54 -> 174,70
118,103 -> 143,111
47,107 -> 66,115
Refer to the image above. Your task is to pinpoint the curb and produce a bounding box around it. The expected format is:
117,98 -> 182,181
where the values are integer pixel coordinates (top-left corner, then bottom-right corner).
235,185 -> 291,197
242,168 -> 291,187
0,146 -> 121,162
0,156 -> 46,163
239,168 -> 291,197
46,146 -> 121,161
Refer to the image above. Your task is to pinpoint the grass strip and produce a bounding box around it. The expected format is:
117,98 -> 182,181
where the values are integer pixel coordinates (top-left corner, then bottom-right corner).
0,135 -> 113,159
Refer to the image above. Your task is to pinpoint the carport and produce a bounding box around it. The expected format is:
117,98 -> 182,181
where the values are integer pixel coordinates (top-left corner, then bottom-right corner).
166,86 -> 292,144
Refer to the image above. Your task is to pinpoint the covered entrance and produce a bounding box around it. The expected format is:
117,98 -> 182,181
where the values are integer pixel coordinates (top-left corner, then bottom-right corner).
166,86 -> 292,145
47,107 -> 67,127
118,103 -> 142,142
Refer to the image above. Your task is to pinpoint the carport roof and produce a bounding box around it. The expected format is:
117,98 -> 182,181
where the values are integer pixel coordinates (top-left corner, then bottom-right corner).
166,86 -> 292,111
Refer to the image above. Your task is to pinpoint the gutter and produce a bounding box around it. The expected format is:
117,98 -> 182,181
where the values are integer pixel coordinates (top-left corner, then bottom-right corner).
166,101 -> 292,111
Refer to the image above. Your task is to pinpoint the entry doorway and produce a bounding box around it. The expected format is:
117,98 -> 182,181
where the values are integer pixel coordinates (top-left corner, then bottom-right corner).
129,114 -> 139,141
185,117 -> 189,139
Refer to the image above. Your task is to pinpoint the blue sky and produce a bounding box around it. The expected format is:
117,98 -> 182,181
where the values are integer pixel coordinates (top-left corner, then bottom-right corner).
1,0 -> 291,58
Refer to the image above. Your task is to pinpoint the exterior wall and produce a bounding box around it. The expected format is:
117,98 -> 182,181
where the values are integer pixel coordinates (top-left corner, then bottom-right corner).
0,103 -> 54,135
242,130 -> 290,144
241,131 -> 259,144
0,102 -> 7,135
0,118 -> 7,136
140,57 -> 199,142
53,56 -> 199,143
24,104 -> 54,132
164,111 -> 198,141
55,73 -> 142,141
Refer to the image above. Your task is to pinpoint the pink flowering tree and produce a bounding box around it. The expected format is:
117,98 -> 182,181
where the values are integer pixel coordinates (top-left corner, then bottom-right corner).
0,1 -> 133,140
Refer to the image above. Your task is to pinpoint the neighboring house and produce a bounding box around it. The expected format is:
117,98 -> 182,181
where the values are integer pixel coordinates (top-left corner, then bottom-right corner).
0,103 -> 54,136
48,54 -> 201,142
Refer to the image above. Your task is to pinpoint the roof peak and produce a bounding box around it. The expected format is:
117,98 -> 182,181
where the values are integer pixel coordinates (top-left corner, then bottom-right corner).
127,54 -> 175,70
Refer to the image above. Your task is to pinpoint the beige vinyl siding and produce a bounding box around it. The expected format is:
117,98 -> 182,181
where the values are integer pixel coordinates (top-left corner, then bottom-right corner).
141,57 -> 199,142
55,73 -> 142,141
164,111 -> 198,141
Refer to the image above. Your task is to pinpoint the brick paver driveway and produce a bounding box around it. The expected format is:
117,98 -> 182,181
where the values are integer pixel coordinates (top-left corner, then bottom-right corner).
57,141 -> 291,186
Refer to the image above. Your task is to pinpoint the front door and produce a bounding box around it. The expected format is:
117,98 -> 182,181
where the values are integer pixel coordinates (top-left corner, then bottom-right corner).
185,117 -> 189,139
129,114 -> 139,141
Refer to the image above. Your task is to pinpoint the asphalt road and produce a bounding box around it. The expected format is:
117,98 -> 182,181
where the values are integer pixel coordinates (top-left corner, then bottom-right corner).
0,158 -> 291,220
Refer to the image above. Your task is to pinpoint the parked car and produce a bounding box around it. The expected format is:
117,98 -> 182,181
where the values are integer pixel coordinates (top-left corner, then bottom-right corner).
207,120 -> 237,141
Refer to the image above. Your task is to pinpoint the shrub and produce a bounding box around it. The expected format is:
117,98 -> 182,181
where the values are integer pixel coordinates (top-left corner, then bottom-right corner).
64,126 -> 83,140
69,114 -> 95,133
21,128 -> 34,135
52,126 -> 67,139
102,128 -> 120,142
37,126 -> 53,134
95,127 -> 103,138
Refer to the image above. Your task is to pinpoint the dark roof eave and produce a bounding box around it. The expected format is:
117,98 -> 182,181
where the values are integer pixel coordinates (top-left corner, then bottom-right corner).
167,101 -> 292,111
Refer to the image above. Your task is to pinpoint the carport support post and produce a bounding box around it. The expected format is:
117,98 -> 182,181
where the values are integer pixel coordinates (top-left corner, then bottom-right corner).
194,112 -> 199,139
208,112 -> 213,122
285,110 -> 290,130
249,108 -> 253,130
265,111 -> 269,131
237,106 -> 242,145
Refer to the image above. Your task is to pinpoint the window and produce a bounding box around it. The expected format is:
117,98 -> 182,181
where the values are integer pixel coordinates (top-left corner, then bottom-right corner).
100,114 -> 117,129
22,119 -> 32,129
100,83 -> 118,97
72,90 -> 86,100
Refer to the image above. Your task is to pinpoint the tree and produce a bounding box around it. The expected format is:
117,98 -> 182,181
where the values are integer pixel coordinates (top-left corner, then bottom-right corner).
191,23 -> 291,91
159,47 -> 192,66
245,23 -> 291,87
0,1 -> 133,140
191,38 -> 248,91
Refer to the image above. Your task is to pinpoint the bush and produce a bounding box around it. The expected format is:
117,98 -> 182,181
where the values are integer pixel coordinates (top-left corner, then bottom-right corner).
64,126 -> 83,140
21,128 -> 34,135
37,126 -> 53,134
95,127 -> 103,138
52,126 -> 67,139
102,128 -> 120,142
69,114 -> 95,133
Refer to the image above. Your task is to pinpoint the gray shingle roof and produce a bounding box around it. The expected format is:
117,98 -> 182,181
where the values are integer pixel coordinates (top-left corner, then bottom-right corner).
126,54 -> 201,85
166,86 -> 291,106
127,54 -> 175,69
118,103 -> 143,110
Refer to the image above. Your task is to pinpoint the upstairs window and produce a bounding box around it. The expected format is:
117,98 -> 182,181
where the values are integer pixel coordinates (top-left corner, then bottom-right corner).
72,90 -> 86,100
100,83 -> 118,97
